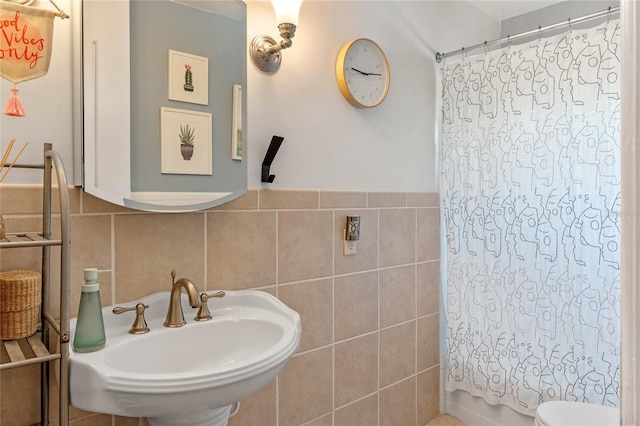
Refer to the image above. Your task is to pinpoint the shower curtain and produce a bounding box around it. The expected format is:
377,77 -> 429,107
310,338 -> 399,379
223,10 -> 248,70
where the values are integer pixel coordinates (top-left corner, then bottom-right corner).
441,21 -> 621,416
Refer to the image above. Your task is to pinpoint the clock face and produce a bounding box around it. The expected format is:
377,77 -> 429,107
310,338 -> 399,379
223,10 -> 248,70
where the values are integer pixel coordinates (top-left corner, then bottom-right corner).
336,38 -> 390,108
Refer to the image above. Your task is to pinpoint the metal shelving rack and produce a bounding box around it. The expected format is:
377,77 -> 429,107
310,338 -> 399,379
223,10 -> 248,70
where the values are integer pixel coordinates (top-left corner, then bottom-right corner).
0,143 -> 71,425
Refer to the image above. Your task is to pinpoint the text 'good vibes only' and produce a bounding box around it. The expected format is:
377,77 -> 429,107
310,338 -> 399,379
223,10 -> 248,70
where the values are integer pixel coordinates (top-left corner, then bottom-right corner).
0,10 -> 45,69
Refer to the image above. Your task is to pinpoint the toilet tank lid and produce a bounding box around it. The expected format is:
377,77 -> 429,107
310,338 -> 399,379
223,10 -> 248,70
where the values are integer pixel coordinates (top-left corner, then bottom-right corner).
537,401 -> 619,426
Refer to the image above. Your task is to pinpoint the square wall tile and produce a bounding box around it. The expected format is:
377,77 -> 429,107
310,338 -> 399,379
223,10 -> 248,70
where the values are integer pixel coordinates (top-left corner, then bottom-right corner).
114,213 -> 205,302
67,215 -> 113,313
334,271 -> 378,341
82,192 -> 136,214
334,333 -> 378,407
334,209 -> 378,275
71,415 -> 114,425
379,208 -> 416,268
114,416 -> 149,426
417,367 -> 440,426
228,381 -> 276,426
278,210 -> 333,283
69,215 -> 112,274
211,189 -> 258,210
1,365 -> 40,425
380,321 -> 416,387
417,314 -> 440,371
380,377 -> 417,426
407,192 -> 439,208
279,279 -> 333,352
380,265 -> 416,328
0,184 -> 41,214
207,211 -> 276,290
303,413 -> 333,426
368,192 -> 406,208
260,190 -> 318,210
319,191 -> 367,209
278,347 -> 333,426
335,394 -> 378,426
417,261 -> 441,316
417,208 -> 440,262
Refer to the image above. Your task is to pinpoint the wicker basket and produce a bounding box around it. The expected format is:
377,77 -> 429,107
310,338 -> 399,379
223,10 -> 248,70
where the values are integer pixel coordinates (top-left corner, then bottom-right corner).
0,270 -> 41,340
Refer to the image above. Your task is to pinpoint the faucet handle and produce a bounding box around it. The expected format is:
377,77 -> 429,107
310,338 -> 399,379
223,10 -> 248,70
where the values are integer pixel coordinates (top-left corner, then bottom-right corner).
194,291 -> 225,322
113,302 -> 150,334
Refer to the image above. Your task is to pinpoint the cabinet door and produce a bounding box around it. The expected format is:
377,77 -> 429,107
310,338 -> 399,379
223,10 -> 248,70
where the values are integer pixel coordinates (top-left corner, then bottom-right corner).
83,0 -> 131,205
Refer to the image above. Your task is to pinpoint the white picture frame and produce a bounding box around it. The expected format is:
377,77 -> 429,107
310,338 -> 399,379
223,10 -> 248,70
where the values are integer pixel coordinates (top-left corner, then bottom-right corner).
231,84 -> 243,160
160,107 -> 212,175
168,50 -> 209,105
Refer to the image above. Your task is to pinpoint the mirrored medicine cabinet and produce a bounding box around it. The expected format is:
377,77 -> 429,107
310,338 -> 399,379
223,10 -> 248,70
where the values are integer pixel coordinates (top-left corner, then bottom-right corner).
82,0 -> 247,212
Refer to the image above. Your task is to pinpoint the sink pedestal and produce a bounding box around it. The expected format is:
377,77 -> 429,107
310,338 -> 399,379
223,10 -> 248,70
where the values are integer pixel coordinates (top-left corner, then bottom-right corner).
148,405 -> 232,426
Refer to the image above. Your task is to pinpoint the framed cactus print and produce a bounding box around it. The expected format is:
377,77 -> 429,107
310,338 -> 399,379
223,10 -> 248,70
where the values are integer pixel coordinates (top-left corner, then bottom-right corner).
168,50 -> 208,105
160,107 -> 212,175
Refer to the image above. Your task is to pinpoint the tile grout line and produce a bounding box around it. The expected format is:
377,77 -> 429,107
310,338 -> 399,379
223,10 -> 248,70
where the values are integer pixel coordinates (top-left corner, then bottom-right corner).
274,202 -> 280,426
377,204 -> 381,426
110,214 -> 116,306
331,207 -> 336,426
202,212 -> 207,290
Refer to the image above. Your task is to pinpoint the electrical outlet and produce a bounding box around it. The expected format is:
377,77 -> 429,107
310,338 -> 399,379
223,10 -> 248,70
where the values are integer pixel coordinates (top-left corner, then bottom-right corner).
343,239 -> 357,256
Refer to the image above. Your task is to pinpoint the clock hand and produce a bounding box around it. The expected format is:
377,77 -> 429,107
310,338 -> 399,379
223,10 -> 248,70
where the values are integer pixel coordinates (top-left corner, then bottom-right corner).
351,67 -> 383,76
351,67 -> 369,75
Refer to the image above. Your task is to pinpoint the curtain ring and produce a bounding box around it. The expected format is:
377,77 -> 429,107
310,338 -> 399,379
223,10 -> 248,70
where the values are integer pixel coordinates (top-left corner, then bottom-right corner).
507,35 -> 511,47
538,26 -> 542,41
461,47 -> 466,61
484,41 -> 488,55
568,17 -> 572,31
607,6 -> 611,23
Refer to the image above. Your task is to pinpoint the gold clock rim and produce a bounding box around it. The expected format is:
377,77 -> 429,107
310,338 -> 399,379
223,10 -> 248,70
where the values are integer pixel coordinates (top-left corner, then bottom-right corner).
335,38 -> 390,108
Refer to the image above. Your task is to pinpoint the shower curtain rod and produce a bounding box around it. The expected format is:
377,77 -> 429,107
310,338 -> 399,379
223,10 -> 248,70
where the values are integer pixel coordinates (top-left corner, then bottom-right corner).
435,5 -> 620,63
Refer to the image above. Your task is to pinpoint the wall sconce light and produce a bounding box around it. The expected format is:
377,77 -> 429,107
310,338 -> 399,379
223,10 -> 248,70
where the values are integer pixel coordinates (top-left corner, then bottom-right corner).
250,0 -> 303,73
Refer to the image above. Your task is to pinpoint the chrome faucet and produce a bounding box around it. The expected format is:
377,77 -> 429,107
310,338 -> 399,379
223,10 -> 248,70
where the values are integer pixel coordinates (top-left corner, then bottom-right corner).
164,270 -> 201,327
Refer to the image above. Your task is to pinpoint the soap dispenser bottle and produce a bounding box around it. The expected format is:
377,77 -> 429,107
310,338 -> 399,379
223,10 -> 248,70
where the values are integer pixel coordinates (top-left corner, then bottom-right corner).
73,268 -> 106,353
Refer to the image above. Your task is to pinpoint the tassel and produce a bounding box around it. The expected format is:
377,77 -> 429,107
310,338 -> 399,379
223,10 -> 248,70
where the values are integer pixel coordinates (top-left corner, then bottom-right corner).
4,85 -> 26,117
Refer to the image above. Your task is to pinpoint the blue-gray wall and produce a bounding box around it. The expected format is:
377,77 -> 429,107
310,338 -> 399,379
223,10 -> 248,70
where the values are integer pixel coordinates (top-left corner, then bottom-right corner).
129,0 -> 247,193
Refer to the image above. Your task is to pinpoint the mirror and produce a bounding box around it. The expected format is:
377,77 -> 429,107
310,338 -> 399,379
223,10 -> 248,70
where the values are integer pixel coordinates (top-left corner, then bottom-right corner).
82,0 -> 247,212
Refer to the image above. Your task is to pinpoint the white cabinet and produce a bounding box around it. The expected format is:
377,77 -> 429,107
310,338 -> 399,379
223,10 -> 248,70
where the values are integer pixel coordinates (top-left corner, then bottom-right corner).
82,0 -> 131,206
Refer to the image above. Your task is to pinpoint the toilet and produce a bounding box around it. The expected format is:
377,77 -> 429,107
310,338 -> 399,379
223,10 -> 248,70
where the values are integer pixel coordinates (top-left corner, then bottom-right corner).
534,401 -> 619,426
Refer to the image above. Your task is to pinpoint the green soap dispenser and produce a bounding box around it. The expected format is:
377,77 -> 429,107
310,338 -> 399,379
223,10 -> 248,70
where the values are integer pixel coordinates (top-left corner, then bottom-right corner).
73,268 -> 106,353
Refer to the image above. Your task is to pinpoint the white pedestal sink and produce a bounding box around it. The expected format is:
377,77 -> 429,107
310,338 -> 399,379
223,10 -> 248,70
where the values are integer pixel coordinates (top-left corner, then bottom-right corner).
69,290 -> 301,426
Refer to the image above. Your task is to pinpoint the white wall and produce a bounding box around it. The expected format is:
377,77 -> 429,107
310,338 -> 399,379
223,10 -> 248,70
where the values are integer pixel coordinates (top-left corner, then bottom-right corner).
1,1 -> 499,193
620,2 -> 640,423
246,0 -> 498,191
0,0 -> 78,184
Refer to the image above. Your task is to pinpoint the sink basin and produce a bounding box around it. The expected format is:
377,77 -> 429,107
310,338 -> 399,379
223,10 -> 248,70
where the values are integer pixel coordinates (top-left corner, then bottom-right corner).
69,290 -> 301,426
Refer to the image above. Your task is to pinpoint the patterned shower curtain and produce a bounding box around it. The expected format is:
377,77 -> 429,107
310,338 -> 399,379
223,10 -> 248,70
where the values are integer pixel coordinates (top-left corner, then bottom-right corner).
441,21 -> 621,416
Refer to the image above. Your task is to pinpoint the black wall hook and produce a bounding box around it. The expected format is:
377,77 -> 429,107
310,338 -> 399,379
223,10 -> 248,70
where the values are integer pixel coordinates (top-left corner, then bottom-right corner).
261,136 -> 284,183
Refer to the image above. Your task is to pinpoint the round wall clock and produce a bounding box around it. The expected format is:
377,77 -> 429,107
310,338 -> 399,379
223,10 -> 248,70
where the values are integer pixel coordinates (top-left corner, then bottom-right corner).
336,38 -> 390,108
